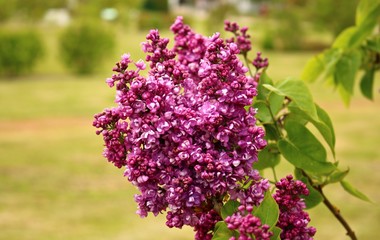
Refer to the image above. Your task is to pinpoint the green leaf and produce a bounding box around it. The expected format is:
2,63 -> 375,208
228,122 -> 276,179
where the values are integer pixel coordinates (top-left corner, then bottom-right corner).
356,0 -> 380,25
315,104 -> 336,152
321,48 -> 342,75
212,221 -> 238,240
352,3 -> 380,47
254,101 -> 272,123
304,183 -> 324,209
294,169 -> 324,209
350,23 -> 379,50
263,78 -> 318,121
256,72 -> 275,100
263,123 -> 280,141
255,73 -> 284,123
301,55 -> 324,83
340,180 -> 372,202
255,143 -> 280,170
332,21 -> 379,50
269,94 -> 285,119
366,38 -> 380,53
313,49 -> 342,86
334,2 -> 380,50
278,139 -> 336,174
335,50 -> 362,94
360,68 -> 375,100
287,104 -> 336,156
254,94 -> 284,124
332,27 -> 357,49
337,85 -> 352,107
315,104 -> 335,142
284,121 -> 327,162
294,168 -> 323,209
270,227 -> 282,240
263,83 -> 280,93
284,108 -> 309,125
221,200 -> 240,220
213,221 -> 225,232
328,168 -> 349,184
297,175 -> 323,209
253,191 -> 279,229
334,50 -> 362,105
277,78 -> 318,120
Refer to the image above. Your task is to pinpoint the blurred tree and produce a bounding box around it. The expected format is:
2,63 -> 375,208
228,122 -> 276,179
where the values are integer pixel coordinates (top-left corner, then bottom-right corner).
15,0 -> 66,21
137,0 -> 171,31
257,0 -> 358,50
259,0 -> 306,51
59,21 -> 115,74
71,0 -> 108,19
0,0 -> 16,22
0,30 -> 44,77
71,0 -> 143,21
206,2 -> 238,34
307,0 -> 359,36
142,0 -> 169,12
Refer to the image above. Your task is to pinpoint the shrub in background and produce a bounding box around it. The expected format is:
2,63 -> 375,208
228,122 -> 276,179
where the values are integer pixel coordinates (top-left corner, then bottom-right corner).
137,11 -> 173,31
59,22 -> 115,75
12,0 -> 66,21
206,3 -> 238,34
0,0 -> 17,22
261,29 -> 275,50
142,0 -> 168,12
137,0 -> 172,31
274,11 -> 304,51
307,0 -> 358,37
260,9 -> 304,51
0,30 -> 44,77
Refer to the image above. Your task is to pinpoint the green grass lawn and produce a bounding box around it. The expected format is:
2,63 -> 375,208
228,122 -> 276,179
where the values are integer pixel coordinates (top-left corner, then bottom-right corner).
0,26 -> 379,240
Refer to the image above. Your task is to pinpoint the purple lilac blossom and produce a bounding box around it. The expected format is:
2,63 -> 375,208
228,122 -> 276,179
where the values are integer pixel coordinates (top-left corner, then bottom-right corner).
224,20 -> 252,55
252,52 -> 269,70
274,175 -> 316,240
225,205 -> 273,240
94,16 -> 272,239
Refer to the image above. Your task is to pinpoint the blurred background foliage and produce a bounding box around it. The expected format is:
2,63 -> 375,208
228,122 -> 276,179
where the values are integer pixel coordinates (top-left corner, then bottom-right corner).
0,29 -> 44,76
59,21 -> 115,74
0,0 -> 361,77
0,0 -> 379,239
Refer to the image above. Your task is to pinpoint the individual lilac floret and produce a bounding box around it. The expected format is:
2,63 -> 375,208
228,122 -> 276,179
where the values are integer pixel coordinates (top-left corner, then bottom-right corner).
224,20 -> 268,86
229,172 -> 270,209
193,210 -> 222,240
93,16 -> 268,239
252,52 -> 269,70
273,175 -> 316,240
224,20 -> 252,54
225,205 -> 273,240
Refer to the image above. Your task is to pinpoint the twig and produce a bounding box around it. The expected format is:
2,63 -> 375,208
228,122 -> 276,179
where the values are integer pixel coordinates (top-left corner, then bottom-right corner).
301,170 -> 357,240
317,186 -> 358,240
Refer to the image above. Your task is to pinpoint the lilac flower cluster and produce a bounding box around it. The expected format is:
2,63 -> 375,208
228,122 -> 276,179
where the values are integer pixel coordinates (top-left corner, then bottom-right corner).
225,205 -> 273,240
230,177 -> 269,209
224,21 -> 267,85
93,16 -> 268,238
274,175 -> 316,240
224,20 -> 252,55
193,209 -> 221,240
252,52 -> 269,70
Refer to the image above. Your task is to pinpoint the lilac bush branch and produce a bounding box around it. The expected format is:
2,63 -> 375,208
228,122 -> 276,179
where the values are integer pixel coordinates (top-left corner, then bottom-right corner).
94,17 -> 319,240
